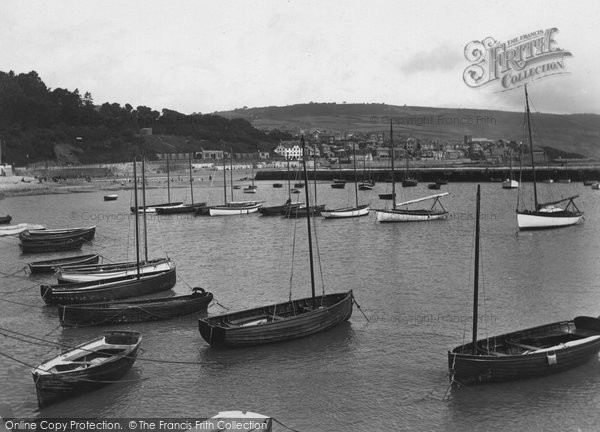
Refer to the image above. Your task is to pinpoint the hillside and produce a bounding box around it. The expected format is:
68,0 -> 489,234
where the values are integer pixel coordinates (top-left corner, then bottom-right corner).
217,103 -> 600,158
0,70 -> 291,165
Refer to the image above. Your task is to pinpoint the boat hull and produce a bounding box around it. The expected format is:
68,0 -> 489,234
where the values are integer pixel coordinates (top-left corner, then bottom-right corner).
32,331 -> 141,408
20,239 -> 85,254
57,258 -> 173,283
28,254 -> 100,274
41,268 -> 177,305
198,291 -> 353,347
517,211 -> 583,230
154,202 -> 208,215
59,290 -> 213,327
259,203 -> 303,216
209,203 -> 262,216
321,204 -> 370,219
375,209 -> 448,222
448,317 -> 600,384
502,179 -> 519,189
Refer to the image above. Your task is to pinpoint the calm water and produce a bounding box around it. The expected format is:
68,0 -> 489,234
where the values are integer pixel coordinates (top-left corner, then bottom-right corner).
1,178 -> 600,431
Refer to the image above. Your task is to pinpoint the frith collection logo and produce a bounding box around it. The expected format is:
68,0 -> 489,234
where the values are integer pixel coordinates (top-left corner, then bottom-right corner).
463,28 -> 571,90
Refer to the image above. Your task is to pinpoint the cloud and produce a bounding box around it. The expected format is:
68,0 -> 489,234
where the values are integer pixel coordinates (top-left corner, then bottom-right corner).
399,44 -> 464,75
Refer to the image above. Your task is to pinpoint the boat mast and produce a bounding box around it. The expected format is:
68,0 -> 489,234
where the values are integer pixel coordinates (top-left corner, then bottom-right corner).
313,145 -> 318,205
132,157 -> 140,279
166,154 -> 171,204
390,120 -> 396,210
471,184 -> 481,354
188,153 -> 194,205
222,152 -> 227,205
230,148 -> 234,201
287,159 -> 291,202
352,141 -> 358,207
141,156 -> 148,262
301,136 -> 316,303
525,85 -> 538,209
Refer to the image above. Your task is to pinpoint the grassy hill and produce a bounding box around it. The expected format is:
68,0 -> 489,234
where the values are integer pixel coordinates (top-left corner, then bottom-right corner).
217,103 -> 600,158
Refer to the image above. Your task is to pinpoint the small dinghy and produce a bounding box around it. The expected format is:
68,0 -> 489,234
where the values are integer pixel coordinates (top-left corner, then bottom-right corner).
32,331 -> 142,408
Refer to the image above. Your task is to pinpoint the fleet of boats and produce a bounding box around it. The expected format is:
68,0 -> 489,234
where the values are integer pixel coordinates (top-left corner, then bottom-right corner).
1,95 -> 597,410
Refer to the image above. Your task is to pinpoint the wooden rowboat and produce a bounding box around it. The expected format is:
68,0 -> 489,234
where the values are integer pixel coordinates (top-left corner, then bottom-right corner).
20,226 -> 96,242
32,331 -> 141,408
199,291 -> 353,348
0,215 -> 11,224
103,194 -> 118,201
59,288 -> 213,327
40,268 -> 177,305
20,238 -> 86,254
28,254 -> 101,274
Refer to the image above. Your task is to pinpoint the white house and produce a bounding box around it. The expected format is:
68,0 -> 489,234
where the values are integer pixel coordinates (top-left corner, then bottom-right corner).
274,141 -> 303,160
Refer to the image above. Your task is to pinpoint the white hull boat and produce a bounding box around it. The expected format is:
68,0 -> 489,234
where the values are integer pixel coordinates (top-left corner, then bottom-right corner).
321,204 -> 370,219
57,258 -> 174,283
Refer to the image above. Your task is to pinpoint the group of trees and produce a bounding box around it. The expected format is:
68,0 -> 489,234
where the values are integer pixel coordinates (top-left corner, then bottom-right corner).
0,70 -> 290,165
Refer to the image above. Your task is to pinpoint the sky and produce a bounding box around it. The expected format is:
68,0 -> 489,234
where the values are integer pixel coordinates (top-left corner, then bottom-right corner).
2,0 -> 599,115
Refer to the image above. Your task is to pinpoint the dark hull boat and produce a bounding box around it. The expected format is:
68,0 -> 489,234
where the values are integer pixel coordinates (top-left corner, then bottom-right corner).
358,182 -> 374,191
130,202 -> 183,214
59,288 -> 213,327
20,238 -> 86,254
402,179 -> 418,187
32,331 -> 141,408
427,183 -> 441,190
20,226 -> 96,242
0,215 -> 12,224
259,202 -> 303,216
272,183 -> 283,188
449,317 -> 600,384
40,268 -> 177,305
198,291 -> 353,348
331,182 -> 346,189
154,202 -> 208,215
283,204 -> 325,218
103,194 -> 118,201
378,193 -> 396,200
28,254 -> 100,274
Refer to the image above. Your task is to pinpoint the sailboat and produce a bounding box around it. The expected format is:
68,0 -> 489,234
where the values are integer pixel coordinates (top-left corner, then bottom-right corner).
516,86 -> 583,230
448,185 -> 600,384
358,150 -> 375,190
259,159 -> 304,216
198,136 -> 353,347
243,164 -> 258,193
374,121 -> 449,222
155,154 -> 207,214
321,141 -> 370,218
401,139 -> 418,187
378,130 -> 396,201
130,154 -> 182,213
202,152 -> 263,216
502,149 -> 519,189
40,157 -> 176,304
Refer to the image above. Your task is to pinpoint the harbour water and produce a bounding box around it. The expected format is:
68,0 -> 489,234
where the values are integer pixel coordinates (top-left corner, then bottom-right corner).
1,179 -> 599,431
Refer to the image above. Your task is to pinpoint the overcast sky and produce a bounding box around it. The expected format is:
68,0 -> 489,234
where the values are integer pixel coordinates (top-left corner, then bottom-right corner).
2,0 -> 599,115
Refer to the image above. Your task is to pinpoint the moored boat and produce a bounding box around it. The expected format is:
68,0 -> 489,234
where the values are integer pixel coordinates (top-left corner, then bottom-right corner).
0,223 -> 45,236
154,202 -> 208,215
56,258 -> 174,283
427,183 -> 441,190
448,185 -> 600,384
20,238 -> 86,254
32,331 -> 141,408
20,226 -> 96,242
0,215 -> 11,224
59,287 -> 213,327
40,267 -> 177,305
516,86 -> 583,231
199,291 -> 353,347
28,254 -> 101,274
103,194 -> 118,201
208,201 -> 263,216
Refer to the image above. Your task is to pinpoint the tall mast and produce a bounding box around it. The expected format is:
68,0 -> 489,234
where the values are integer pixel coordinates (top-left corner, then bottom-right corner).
166,154 -> 171,204
301,136 -> 316,304
132,157 -> 140,278
471,184 -> 481,354
525,85 -> 538,209
230,149 -> 234,201
352,141 -> 358,207
141,156 -> 148,262
287,159 -> 291,202
222,152 -> 227,204
390,120 -> 396,210
313,145 -> 318,205
188,153 -> 194,205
